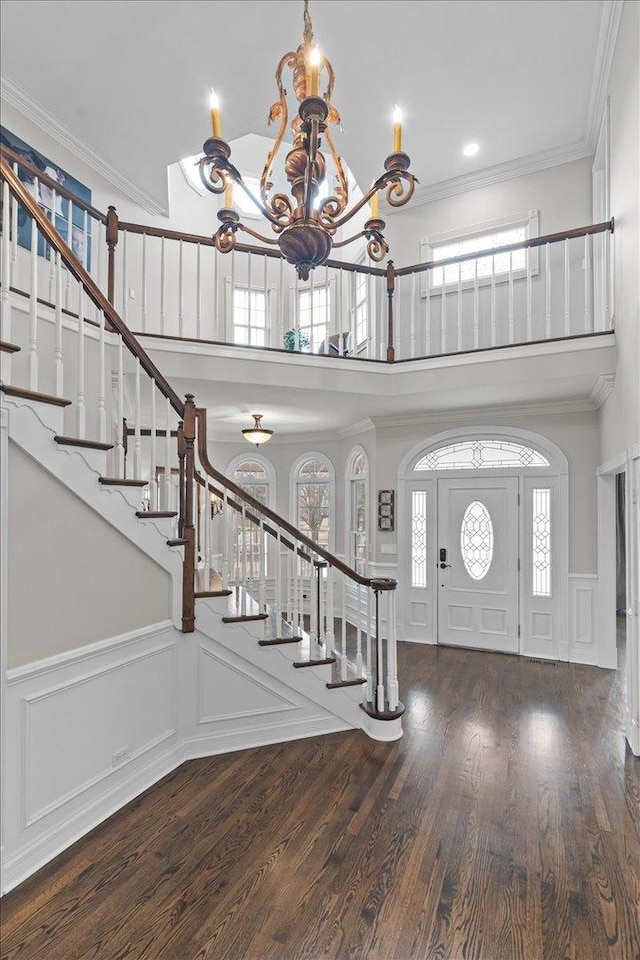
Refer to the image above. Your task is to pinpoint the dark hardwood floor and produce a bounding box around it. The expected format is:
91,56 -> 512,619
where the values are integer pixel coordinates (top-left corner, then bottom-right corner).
1,631 -> 639,960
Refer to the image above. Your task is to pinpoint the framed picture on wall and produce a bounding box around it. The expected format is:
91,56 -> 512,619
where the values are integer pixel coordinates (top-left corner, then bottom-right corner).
1,126 -> 93,269
377,490 -> 395,531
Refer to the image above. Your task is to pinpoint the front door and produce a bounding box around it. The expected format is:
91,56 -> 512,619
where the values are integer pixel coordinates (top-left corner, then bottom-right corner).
437,477 -> 519,653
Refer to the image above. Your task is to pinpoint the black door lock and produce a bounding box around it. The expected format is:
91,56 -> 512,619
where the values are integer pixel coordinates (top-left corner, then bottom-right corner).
438,548 -> 451,570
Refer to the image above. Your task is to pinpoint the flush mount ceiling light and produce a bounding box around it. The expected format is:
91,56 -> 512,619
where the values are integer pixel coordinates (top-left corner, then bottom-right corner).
199,0 -> 417,279
242,413 -> 274,446
463,142 -> 480,157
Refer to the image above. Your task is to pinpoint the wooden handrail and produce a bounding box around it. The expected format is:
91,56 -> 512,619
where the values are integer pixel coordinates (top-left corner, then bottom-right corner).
395,220 -> 614,277
0,145 -> 108,223
0,157 -> 185,418
195,407 -> 395,590
118,220 -> 387,276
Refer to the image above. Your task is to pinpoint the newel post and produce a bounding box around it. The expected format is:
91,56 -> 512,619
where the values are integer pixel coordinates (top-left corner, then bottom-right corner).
181,395 -> 196,633
106,205 -> 119,305
386,260 -> 395,362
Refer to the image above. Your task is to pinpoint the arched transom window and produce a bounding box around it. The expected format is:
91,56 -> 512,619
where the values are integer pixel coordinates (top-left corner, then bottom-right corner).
415,440 -> 549,471
294,456 -> 333,549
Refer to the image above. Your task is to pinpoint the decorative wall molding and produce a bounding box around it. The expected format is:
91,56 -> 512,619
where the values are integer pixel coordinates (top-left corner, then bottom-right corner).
585,0 -> 625,149
386,141 -> 593,211
374,398 -> 598,431
590,373 -> 616,408
1,74 -> 168,216
569,574 -> 600,666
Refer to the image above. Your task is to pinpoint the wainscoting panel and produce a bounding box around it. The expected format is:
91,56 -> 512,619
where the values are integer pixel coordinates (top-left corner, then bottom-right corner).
569,575 -> 599,665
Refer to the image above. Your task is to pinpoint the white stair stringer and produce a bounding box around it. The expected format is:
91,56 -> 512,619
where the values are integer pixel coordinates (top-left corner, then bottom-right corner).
195,595 -> 403,742
2,392 -> 183,626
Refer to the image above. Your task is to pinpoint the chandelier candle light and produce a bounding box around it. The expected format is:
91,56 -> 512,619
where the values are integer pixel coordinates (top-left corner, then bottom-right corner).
199,0 -> 417,279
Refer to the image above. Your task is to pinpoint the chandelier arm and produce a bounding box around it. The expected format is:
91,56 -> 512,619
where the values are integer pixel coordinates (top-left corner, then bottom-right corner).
260,50 -> 296,211
320,54 -> 336,104
237,222 -> 281,246
220,164 -> 292,229
385,170 -> 417,208
331,225 -> 388,262
321,125 -> 349,216
325,168 -> 417,231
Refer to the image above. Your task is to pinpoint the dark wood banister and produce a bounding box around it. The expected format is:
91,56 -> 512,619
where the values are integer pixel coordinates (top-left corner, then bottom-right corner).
0,145 -> 107,223
0,157 -> 185,418
395,220 -> 615,277
194,406 -> 392,589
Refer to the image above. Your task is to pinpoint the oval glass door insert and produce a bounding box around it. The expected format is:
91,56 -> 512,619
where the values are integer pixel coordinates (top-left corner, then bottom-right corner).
460,500 -> 494,580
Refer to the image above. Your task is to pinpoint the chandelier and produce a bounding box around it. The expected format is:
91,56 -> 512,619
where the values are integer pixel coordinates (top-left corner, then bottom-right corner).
199,0 -> 417,279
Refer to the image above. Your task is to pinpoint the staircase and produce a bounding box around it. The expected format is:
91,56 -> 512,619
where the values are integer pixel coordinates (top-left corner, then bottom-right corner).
0,154 -> 404,746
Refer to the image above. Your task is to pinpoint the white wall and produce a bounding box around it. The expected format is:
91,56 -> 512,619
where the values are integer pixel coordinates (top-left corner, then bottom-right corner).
384,158 -> 593,267
7,442 -> 171,666
600,0 -> 640,461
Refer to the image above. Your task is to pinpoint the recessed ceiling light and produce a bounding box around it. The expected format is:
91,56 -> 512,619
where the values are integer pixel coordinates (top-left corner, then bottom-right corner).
463,142 -> 480,157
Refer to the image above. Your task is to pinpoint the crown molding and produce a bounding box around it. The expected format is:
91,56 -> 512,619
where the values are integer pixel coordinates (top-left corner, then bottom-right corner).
590,372 -> 615,408
337,418 -> 375,439
585,0 -> 624,149
385,141 -> 593,211
372,397 -> 598,430
0,74 -> 168,216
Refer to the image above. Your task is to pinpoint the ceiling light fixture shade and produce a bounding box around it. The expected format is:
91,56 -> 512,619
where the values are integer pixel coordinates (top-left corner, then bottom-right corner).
242,413 -> 274,446
199,0 -> 417,279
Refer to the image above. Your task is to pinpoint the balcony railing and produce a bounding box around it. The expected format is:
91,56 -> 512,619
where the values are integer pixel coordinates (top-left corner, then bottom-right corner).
1,144 -> 614,365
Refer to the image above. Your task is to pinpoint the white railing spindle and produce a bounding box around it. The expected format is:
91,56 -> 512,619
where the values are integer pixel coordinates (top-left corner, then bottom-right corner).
545,243 -> 551,340
29,212 -> 38,390
76,280 -> 85,438
564,238 -> 571,335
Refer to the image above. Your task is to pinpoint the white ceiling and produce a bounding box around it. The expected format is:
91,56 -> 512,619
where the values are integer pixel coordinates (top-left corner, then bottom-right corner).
1,0 -> 605,213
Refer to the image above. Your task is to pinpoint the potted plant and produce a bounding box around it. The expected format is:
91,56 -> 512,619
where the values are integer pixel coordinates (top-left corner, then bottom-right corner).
284,329 -> 310,351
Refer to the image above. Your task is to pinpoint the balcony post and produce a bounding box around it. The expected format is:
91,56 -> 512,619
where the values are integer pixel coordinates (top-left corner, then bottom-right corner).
106,205 -> 119,306
386,259 -> 395,362
182,395 -> 196,633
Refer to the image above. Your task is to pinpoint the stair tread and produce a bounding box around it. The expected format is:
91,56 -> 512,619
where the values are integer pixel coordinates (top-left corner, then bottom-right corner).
293,657 -> 336,668
0,384 -> 71,407
258,636 -> 304,646
326,677 -> 367,689
135,510 -> 177,518
100,477 -> 147,487
55,435 -> 114,451
167,538 -> 188,546
222,612 -> 269,623
0,341 -> 21,354
196,589 -> 233,598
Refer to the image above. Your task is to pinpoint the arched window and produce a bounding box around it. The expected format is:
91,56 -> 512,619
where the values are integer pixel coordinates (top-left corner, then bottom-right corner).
228,456 -> 275,579
346,447 -> 369,573
414,439 -> 549,471
292,454 -> 334,550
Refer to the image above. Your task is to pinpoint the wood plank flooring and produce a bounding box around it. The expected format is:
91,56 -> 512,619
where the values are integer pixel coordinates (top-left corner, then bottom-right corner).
1,635 -> 639,960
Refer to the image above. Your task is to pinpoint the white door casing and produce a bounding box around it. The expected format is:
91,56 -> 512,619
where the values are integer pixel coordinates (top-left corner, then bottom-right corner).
398,427 -> 569,660
437,477 -> 519,653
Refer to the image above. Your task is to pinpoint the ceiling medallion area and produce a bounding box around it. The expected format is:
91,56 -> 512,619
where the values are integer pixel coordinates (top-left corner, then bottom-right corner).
199,0 -> 417,279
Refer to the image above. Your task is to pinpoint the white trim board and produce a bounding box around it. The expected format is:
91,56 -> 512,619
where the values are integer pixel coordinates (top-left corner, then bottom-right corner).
1,74 -> 168,216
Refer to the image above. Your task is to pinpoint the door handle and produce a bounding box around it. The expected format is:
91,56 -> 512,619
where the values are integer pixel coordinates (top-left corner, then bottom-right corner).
439,562 -> 451,569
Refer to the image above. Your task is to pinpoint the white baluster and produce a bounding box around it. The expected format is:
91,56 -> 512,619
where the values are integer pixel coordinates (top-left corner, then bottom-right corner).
97,309 -> 106,442
376,592 -> 385,713
264,255 -> 269,346
203,482 -> 210,583
473,259 -> 479,349
441,269 -> 447,353
508,252 -> 514,343
1,178 -> 12,376
164,396 -> 171,509
150,381 -> 157,511
76,281 -> 85,438
341,577 -> 347,680
324,264 -> 329,346
121,229 -> 127,323
275,526 -> 282,626
10,164 -> 18,271
294,271 -> 300,350
490,265 -> 496,347
564,238 -> 571,335
28,212 -> 38,390
526,246 -> 532,340
231,248 -> 236,342
116,337 -> 125,476
545,243 -> 551,340
133,359 -> 142,479
584,233 -> 591,332
240,503 -> 247,614
386,591 -> 399,711
425,278 -> 431,357
457,270 -> 463,352
178,239 -> 184,337
160,236 -> 166,334
410,272 -> 416,358
247,251 -> 252,340
213,246 -> 219,339
48,191 -> 56,302
141,232 -> 148,333
326,564 -> 335,656
196,243 -> 202,339
222,488 -> 230,585
394,276 -> 401,360
364,586 -> 372,703
357,581 -> 363,674
278,256 -> 284,348
259,518 -> 266,611
65,200 -> 73,310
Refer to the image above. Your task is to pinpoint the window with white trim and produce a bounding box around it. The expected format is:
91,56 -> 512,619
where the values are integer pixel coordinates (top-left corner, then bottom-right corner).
294,456 -> 333,549
421,210 -> 539,290
233,287 -> 267,347
347,450 -> 368,573
298,284 -> 330,353
232,458 -> 273,577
